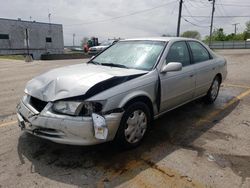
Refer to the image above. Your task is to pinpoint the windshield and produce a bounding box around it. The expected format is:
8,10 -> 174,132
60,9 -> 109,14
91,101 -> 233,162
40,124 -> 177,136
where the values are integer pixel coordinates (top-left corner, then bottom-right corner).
92,40 -> 166,70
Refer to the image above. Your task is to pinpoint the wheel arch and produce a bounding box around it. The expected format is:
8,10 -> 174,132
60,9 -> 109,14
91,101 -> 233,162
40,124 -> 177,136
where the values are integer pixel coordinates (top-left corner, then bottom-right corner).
215,73 -> 222,83
119,92 -> 154,119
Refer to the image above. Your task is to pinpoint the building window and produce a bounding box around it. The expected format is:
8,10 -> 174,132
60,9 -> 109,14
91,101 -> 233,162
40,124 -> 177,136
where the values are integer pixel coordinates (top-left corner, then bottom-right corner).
0,34 -> 9,39
46,37 -> 52,43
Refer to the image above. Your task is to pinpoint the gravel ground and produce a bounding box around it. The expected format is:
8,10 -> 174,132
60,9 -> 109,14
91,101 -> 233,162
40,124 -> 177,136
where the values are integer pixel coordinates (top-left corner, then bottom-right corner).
0,50 -> 250,188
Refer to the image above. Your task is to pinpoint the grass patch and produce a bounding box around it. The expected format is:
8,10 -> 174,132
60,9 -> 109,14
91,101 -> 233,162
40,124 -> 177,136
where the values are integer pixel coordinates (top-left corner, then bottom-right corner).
0,55 -> 25,60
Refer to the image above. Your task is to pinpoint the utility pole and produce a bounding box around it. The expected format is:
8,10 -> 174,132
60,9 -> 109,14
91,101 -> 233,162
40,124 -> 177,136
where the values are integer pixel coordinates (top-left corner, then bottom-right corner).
24,28 -> 33,62
48,13 -> 51,24
232,23 -> 240,35
209,0 -> 215,47
73,33 -> 76,47
25,28 -> 30,56
176,0 -> 183,37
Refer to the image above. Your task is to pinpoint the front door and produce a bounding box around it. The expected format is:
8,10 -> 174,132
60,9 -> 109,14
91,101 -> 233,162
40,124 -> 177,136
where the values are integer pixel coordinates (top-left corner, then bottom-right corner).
159,41 -> 196,112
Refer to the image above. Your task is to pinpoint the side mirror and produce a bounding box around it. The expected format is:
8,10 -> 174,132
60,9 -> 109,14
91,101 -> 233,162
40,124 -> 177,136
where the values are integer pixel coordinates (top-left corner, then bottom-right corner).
161,62 -> 182,73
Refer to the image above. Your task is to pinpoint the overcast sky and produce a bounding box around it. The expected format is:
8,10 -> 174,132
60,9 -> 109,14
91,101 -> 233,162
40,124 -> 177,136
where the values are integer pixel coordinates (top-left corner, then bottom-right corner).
1,0 -> 250,45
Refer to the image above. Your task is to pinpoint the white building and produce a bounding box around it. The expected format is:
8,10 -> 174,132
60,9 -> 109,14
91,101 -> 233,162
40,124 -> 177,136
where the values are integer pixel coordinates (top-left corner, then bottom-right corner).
0,18 -> 64,59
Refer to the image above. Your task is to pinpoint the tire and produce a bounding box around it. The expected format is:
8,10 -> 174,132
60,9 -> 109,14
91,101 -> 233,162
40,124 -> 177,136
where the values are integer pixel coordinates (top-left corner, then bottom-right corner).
114,102 -> 151,149
204,76 -> 221,104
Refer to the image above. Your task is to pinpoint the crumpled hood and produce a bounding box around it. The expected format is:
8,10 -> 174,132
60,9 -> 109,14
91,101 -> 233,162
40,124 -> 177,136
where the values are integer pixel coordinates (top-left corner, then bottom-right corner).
25,63 -> 147,102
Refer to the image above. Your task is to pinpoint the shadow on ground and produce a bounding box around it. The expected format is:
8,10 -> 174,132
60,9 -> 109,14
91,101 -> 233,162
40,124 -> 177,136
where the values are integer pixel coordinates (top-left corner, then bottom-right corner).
17,93 -> 240,187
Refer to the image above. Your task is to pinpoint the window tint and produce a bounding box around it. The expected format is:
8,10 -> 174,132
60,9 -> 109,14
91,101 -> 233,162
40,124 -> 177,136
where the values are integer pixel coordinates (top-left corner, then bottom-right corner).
188,41 -> 210,63
46,37 -> 52,43
0,34 -> 9,39
166,41 -> 190,66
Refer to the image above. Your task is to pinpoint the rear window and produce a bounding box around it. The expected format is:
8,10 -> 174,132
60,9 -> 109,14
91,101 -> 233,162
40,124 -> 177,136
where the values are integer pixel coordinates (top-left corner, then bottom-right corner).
188,41 -> 210,63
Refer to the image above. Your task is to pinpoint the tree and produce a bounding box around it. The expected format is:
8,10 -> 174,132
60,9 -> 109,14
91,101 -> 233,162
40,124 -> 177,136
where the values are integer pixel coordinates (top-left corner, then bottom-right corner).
226,33 -> 244,41
245,20 -> 250,31
244,20 -> 250,40
181,30 -> 201,40
213,28 -> 227,41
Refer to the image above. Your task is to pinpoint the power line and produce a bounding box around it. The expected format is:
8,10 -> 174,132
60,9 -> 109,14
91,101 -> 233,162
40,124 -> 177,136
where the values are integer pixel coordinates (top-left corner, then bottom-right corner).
182,17 -> 210,28
214,2 -> 224,17
189,0 -> 210,7
64,0 -> 176,27
183,2 -> 204,22
190,0 -> 250,7
187,0 -> 208,9
185,1 -> 210,23
216,3 -> 250,7
217,0 -> 227,16
182,15 -> 250,18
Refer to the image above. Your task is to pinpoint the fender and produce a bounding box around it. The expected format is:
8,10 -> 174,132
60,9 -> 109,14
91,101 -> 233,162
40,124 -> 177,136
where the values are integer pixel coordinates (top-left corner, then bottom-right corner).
118,90 -> 154,109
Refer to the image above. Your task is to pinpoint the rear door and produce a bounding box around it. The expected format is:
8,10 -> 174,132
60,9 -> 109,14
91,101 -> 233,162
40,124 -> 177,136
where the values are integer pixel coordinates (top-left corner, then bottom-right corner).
187,41 -> 216,97
159,41 -> 196,112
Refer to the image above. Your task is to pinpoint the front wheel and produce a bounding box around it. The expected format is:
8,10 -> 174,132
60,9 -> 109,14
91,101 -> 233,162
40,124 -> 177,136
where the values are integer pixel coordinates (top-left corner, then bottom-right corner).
204,76 -> 221,104
114,102 -> 151,148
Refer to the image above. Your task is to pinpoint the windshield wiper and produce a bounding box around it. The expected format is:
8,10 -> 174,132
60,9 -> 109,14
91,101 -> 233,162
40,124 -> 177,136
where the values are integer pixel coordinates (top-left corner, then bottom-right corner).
88,60 -> 101,65
100,63 -> 128,69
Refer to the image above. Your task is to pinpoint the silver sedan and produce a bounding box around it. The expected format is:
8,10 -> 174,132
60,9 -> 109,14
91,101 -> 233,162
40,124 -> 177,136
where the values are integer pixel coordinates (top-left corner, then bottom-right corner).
17,37 -> 227,148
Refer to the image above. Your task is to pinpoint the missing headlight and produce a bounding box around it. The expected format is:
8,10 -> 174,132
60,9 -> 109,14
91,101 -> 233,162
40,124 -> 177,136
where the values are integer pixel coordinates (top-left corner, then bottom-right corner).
80,102 -> 102,116
52,101 -> 103,116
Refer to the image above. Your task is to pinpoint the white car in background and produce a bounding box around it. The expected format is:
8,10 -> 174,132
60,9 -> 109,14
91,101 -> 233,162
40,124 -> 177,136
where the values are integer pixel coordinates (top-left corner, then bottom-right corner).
88,40 -> 117,55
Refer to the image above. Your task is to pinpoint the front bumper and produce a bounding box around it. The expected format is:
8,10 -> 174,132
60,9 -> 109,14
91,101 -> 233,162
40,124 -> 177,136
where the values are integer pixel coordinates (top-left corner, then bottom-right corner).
16,100 -> 123,145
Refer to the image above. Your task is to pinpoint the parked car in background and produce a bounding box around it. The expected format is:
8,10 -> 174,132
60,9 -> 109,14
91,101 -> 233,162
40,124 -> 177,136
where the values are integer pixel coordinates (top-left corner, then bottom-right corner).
88,40 -> 118,55
17,37 -> 227,148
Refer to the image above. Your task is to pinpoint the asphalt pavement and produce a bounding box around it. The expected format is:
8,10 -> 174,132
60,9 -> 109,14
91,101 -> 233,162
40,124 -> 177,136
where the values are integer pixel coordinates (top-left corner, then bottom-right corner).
0,50 -> 250,188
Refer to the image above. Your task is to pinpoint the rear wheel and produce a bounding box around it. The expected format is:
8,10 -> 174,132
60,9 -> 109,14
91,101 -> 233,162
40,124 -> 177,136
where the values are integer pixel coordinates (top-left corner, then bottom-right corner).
114,102 -> 151,148
204,76 -> 221,104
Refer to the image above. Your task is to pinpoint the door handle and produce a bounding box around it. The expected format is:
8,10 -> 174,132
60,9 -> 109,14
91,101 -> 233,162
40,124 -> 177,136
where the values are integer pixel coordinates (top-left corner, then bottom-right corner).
212,67 -> 215,70
189,74 -> 194,77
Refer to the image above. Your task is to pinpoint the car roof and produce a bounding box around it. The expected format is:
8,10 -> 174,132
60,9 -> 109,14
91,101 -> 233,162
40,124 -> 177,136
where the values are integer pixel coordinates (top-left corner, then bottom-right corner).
121,37 -> 196,42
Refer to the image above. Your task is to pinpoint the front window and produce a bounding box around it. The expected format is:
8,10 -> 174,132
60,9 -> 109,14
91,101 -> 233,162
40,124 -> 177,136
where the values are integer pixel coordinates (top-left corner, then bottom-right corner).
166,41 -> 190,67
92,40 -> 166,70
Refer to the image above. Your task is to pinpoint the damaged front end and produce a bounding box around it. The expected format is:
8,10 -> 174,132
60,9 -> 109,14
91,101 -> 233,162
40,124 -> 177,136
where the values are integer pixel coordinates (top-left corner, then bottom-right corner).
16,63 -> 151,145
16,62 -> 151,145
16,94 -> 124,145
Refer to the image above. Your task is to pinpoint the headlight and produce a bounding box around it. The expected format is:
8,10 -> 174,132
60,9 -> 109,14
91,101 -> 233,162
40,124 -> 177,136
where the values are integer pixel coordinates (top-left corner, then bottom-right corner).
52,101 -> 103,116
53,101 -> 83,116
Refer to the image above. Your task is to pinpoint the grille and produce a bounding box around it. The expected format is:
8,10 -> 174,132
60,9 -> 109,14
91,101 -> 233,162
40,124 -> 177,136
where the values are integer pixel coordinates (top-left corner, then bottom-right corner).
29,96 -> 48,112
33,128 -> 64,138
